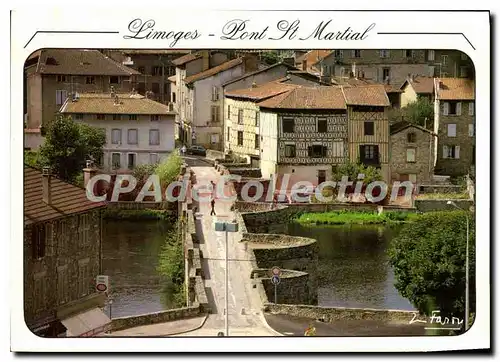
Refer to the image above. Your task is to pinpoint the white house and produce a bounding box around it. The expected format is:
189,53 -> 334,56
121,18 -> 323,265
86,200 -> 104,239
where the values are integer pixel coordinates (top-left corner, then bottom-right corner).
60,91 -> 176,171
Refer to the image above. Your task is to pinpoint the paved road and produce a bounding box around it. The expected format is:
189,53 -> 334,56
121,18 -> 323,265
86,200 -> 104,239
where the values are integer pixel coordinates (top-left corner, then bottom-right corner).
182,155 -> 213,168
264,313 -> 429,336
188,166 -> 279,337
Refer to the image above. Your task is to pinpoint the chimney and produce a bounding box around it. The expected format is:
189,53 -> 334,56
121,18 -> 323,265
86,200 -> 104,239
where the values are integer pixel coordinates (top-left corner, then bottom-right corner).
352,63 -> 356,79
42,167 -> 52,205
200,51 -> 210,71
83,160 -> 97,188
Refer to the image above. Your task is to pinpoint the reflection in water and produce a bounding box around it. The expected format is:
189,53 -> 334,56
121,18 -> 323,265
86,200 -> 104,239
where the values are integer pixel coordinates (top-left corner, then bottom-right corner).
284,223 -> 415,311
101,220 -> 172,318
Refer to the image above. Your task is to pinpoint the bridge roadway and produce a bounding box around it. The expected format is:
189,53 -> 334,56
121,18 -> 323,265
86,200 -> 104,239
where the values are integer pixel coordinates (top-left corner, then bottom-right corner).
187,165 -> 280,336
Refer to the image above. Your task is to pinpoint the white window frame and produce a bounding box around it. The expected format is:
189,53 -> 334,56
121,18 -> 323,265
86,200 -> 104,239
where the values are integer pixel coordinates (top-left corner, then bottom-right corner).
111,128 -> 122,144
406,148 -> 416,163
428,50 -> 435,61
212,86 -> 220,101
447,124 -> 457,137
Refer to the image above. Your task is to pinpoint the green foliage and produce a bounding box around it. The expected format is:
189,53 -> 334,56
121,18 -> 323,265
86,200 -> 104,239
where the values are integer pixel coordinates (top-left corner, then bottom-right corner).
295,210 -> 419,225
38,115 -> 105,182
416,192 -> 470,200
156,150 -> 182,188
389,97 -> 434,129
133,164 -> 158,183
332,160 -> 383,184
388,211 -> 475,323
24,150 -> 41,168
102,209 -> 175,221
157,222 -> 185,308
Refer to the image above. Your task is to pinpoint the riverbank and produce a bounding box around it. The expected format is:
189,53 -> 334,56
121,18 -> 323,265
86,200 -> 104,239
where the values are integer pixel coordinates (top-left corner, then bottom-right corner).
294,211 -> 421,225
102,208 -> 176,221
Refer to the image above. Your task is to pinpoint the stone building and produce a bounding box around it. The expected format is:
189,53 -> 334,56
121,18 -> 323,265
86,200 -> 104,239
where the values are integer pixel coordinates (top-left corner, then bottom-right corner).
390,121 -> 436,184
294,49 -> 331,72
400,75 -> 435,107
433,78 -> 475,176
24,49 -> 140,149
314,49 -> 473,87
24,165 -> 108,337
59,91 -> 176,171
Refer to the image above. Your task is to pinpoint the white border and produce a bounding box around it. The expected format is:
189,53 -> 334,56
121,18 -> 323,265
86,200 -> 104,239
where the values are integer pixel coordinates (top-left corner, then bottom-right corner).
9,5 -> 490,352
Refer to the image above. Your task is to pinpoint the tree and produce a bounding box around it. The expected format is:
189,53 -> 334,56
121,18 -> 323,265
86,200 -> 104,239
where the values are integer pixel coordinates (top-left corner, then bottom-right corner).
388,211 -> 475,329
38,115 -> 105,182
389,97 -> 434,129
332,160 -> 383,185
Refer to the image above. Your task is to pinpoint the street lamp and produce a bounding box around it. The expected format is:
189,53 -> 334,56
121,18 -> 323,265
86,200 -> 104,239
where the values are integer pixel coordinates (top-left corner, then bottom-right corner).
447,200 -> 470,331
214,219 -> 239,337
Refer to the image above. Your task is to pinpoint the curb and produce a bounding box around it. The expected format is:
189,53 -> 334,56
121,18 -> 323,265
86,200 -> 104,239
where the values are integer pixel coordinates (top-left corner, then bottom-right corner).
163,313 -> 210,336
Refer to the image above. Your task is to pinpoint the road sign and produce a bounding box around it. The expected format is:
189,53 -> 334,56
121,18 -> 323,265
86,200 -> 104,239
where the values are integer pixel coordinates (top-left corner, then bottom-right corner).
96,275 -> 109,293
271,275 -> 281,285
271,266 -> 281,276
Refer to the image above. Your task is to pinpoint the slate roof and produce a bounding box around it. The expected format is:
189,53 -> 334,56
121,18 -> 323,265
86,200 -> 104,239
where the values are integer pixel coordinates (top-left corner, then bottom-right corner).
24,166 -> 106,226
60,93 -> 176,115
31,49 -> 140,76
436,78 -> 475,100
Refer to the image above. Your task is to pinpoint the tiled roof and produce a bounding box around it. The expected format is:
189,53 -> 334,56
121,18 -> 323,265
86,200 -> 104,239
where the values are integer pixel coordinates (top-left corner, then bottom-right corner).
60,93 -> 175,115
332,77 -> 402,93
222,62 -> 297,87
24,166 -> 106,226
172,53 -> 202,66
168,75 -> 176,83
33,49 -> 140,76
342,85 -> 391,106
184,58 -> 244,84
120,49 -> 191,55
404,76 -> 435,94
390,121 -> 434,135
296,50 -> 332,66
224,80 -> 300,101
436,78 -> 475,100
258,86 -> 346,109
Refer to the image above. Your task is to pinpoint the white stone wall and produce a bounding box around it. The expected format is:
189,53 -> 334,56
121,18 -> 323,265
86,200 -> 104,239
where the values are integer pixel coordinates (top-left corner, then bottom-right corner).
260,111 -> 278,179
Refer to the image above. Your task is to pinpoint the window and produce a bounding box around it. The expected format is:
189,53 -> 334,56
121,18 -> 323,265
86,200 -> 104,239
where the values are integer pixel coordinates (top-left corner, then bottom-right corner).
443,145 -> 460,159
57,266 -> 68,305
112,153 -> 121,168
152,66 -> 162,76
407,132 -> 416,143
282,118 -> 295,133
447,124 -> 457,137
469,124 -> 475,137
442,55 -> 448,66
78,214 -> 90,246
308,145 -> 327,158
127,153 -> 136,169
167,67 -> 175,76
255,111 -> 260,127
56,75 -> 67,83
332,141 -> 344,157
151,115 -> 160,121
255,134 -> 260,149
444,102 -> 461,116
334,50 -> 343,58
406,148 -> 416,163
404,50 -> 414,58
227,127 -> 230,141
460,67 -> 468,77
31,224 -> 46,260
109,76 -> 119,84
211,106 -> 220,123
352,50 -> 361,58
469,102 -> 474,116
284,144 -> 296,157
364,121 -> 375,136
317,118 -> 327,133
212,86 -> 219,101
360,145 -> 380,165
237,131 -> 243,146
211,134 -> 219,144
150,153 -> 159,164
382,68 -> 390,81
228,105 -> 231,119
238,109 -> 243,124
113,114 -> 121,121
152,83 -> 160,94
172,92 -> 176,103
75,114 -> 83,121
427,50 -> 435,61
55,90 -> 68,106
111,128 -> 122,144
380,50 -> 390,58
318,170 -> 327,184
96,114 -> 105,121
128,129 -> 138,144
138,66 -> 146,74
149,129 -> 160,145
129,114 -> 138,121
85,76 -> 95,84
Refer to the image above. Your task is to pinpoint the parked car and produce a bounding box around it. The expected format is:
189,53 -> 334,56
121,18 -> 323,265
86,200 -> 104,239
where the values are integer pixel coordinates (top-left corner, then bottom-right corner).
187,145 -> 206,156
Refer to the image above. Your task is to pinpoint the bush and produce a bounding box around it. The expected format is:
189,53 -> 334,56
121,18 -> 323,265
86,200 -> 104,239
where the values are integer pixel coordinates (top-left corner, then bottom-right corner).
156,150 -> 182,188
332,160 -> 383,185
388,211 -> 475,327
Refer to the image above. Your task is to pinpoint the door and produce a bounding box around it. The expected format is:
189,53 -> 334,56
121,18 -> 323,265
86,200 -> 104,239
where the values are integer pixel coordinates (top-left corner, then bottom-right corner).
317,170 -> 326,185
127,154 -> 136,170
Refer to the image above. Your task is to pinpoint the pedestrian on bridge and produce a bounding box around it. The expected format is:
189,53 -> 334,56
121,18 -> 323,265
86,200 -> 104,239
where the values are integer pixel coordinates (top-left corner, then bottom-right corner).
210,198 -> 216,216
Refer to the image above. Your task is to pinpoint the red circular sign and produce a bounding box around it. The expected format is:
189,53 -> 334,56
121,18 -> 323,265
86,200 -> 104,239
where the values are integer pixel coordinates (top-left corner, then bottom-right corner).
96,283 -> 107,292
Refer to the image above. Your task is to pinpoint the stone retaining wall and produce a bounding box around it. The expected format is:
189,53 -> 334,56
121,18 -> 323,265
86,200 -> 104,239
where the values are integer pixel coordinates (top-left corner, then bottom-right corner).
250,269 -> 312,305
206,149 -> 226,161
111,306 -> 202,332
264,304 -> 422,323
414,199 -> 473,212
106,201 -> 173,210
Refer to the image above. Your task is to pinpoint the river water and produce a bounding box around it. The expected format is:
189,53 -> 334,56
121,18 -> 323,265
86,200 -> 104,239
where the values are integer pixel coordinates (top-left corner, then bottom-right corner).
101,220 -> 413,318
